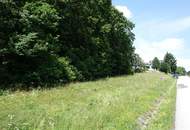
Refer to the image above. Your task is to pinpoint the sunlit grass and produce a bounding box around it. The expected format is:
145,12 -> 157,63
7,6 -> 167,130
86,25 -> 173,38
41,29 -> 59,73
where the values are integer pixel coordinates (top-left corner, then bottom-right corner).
146,80 -> 176,130
0,72 -> 176,130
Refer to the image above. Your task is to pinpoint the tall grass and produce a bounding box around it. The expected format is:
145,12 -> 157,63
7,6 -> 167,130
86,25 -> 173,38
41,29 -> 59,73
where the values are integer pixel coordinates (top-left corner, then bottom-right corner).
0,72 -> 176,130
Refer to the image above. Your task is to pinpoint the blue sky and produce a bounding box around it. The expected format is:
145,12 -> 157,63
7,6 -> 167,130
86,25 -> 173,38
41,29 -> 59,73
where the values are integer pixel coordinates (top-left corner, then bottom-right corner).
113,0 -> 190,71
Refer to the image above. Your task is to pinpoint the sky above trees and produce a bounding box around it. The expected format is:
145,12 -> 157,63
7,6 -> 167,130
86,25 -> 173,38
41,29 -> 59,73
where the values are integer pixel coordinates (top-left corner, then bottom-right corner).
113,0 -> 190,71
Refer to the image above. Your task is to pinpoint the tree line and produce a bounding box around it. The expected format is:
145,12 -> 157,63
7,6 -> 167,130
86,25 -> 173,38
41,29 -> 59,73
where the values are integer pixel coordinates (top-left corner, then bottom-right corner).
152,52 -> 186,75
0,0 -> 144,88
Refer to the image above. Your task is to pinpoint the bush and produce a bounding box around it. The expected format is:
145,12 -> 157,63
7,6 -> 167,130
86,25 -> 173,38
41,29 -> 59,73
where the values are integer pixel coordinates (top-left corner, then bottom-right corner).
176,66 -> 186,75
37,56 -> 82,85
58,57 -> 83,81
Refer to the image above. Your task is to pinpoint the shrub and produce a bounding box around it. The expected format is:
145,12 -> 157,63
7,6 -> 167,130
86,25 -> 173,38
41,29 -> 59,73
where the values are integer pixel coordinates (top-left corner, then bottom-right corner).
176,66 -> 186,75
36,56 -> 79,84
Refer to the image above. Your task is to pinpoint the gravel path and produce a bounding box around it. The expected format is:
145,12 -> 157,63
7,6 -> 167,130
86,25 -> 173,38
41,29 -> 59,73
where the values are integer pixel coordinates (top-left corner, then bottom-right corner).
175,76 -> 190,130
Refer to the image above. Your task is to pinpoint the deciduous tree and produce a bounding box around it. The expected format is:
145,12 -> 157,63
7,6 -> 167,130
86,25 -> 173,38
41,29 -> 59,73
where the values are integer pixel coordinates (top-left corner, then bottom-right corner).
152,57 -> 160,70
163,52 -> 177,73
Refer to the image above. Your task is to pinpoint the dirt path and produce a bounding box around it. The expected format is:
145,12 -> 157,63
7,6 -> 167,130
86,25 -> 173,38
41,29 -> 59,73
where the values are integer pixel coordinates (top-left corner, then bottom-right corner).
175,76 -> 190,130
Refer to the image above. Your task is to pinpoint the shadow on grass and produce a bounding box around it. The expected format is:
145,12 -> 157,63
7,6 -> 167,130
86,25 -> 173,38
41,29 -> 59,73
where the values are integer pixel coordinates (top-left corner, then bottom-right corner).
0,73 -> 134,95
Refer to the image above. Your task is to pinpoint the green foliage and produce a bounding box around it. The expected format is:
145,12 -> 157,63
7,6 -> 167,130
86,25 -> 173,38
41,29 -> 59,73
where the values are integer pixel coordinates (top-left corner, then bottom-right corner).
152,57 -> 160,70
0,0 -> 20,79
0,0 -> 19,46
19,1 -> 60,55
38,57 -> 80,83
163,52 -> 177,73
176,66 -> 186,75
0,0 -> 136,88
11,56 -> 82,87
132,53 -> 145,73
11,33 -> 44,56
160,62 -> 171,74
20,1 -> 60,31
58,57 -> 83,81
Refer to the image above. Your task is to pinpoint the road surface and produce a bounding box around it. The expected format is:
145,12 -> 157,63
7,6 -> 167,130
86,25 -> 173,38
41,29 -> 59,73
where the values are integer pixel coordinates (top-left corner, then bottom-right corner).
175,76 -> 190,130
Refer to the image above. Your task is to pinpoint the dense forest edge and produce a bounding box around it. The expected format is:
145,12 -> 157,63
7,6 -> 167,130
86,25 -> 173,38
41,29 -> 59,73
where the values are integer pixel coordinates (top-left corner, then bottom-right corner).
0,0 -> 141,89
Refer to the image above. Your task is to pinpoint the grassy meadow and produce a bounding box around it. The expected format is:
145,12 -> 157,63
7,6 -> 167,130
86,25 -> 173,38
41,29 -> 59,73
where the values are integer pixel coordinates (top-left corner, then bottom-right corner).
0,72 -> 176,130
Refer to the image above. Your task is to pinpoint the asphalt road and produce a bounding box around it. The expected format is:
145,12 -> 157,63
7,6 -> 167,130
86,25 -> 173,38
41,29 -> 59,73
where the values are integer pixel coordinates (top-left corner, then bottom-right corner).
175,76 -> 190,130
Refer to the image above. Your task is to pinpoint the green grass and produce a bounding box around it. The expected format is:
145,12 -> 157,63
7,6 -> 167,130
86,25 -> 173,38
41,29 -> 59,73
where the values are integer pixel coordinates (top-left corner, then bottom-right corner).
0,72 -> 176,130
145,79 -> 176,130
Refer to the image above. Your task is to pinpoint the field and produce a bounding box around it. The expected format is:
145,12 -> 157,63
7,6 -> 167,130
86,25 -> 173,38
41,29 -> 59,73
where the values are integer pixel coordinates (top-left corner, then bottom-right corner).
0,72 -> 176,130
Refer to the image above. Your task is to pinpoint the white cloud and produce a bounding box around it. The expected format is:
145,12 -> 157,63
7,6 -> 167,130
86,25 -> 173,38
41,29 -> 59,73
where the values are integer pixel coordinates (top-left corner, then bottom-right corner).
135,38 -> 185,63
161,17 -> 190,33
155,17 -> 190,34
136,16 -> 190,38
152,38 -> 184,51
115,5 -> 132,18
